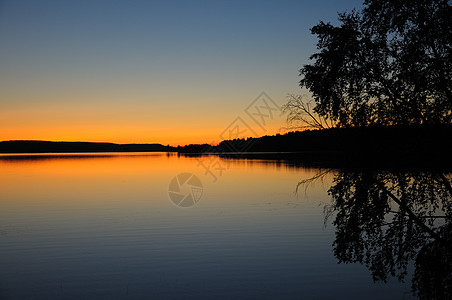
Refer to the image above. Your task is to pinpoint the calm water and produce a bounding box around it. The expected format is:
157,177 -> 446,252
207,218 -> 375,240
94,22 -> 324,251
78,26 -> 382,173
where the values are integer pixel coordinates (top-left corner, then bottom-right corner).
2,152 -> 445,299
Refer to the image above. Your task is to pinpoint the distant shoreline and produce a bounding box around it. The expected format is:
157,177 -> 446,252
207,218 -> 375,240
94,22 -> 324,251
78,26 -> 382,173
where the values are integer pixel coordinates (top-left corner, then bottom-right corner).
177,125 -> 452,168
2,125 -> 451,169
0,140 -> 176,154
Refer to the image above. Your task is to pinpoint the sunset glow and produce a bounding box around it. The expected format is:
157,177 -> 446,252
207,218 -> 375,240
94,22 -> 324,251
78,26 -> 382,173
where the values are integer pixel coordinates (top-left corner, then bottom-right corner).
0,0 -> 362,145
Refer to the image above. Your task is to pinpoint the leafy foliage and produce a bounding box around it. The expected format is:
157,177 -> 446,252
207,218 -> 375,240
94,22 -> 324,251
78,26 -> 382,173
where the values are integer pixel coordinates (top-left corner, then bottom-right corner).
300,0 -> 451,127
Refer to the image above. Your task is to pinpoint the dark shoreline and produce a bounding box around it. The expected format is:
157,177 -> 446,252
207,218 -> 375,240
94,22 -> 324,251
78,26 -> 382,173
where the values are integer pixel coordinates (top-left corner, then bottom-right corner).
0,140 -> 174,154
2,125 -> 451,169
178,151 -> 452,172
178,125 -> 452,170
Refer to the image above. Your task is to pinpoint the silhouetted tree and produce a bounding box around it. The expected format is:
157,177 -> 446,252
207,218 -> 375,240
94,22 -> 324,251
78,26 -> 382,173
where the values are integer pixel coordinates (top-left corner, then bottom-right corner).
324,171 -> 452,299
300,0 -> 451,127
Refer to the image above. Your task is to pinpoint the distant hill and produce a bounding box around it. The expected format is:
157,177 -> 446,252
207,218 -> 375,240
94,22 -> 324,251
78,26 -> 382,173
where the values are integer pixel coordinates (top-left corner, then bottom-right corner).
0,140 -> 175,153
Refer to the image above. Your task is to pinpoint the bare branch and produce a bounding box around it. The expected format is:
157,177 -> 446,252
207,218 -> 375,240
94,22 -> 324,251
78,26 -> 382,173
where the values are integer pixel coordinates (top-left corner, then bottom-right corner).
282,94 -> 337,131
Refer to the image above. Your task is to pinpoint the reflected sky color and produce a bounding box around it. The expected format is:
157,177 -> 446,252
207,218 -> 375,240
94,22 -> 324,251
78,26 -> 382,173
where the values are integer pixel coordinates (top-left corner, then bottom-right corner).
0,153 -> 414,299
0,0 -> 363,145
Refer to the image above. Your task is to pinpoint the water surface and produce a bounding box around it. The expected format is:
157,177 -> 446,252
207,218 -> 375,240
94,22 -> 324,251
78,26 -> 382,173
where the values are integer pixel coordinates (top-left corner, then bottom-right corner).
0,153 -> 421,299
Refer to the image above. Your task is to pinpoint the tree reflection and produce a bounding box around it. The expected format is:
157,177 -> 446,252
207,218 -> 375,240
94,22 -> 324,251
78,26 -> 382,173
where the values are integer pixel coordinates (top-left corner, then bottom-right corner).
323,171 -> 452,299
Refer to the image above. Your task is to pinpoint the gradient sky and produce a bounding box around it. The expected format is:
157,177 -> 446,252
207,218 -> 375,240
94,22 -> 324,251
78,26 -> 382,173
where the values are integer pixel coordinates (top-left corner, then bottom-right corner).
0,0 -> 363,145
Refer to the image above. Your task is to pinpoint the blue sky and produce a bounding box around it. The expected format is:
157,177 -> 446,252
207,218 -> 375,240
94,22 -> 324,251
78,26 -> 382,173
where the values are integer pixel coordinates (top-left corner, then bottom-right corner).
0,0 -> 364,144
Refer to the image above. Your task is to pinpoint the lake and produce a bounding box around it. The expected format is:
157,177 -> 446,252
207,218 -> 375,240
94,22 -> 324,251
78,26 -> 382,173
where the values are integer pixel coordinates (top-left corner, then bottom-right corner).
1,152 -> 450,299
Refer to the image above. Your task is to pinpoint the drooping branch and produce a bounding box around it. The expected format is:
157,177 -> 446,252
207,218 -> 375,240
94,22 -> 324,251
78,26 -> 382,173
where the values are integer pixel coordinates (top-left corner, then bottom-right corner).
296,168 -> 334,194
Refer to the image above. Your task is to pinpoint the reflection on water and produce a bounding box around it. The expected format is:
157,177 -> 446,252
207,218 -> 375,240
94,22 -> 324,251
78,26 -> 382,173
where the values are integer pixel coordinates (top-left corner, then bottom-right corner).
1,153 -> 448,299
320,171 -> 452,299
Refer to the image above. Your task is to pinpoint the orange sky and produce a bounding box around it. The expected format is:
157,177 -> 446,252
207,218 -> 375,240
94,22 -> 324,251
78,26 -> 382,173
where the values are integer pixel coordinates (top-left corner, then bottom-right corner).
1,0 -> 360,145
0,96 -> 287,146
